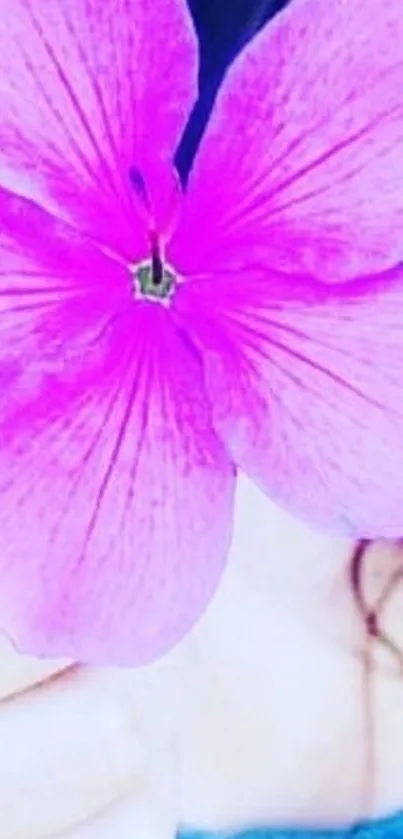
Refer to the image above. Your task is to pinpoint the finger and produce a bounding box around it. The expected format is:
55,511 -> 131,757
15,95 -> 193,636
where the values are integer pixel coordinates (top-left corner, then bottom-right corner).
51,794 -> 175,839
0,634 -> 71,700
0,666 -> 148,839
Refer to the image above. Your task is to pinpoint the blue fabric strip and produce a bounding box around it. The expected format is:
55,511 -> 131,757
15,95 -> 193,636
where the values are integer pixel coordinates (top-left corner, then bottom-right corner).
177,809 -> 403,839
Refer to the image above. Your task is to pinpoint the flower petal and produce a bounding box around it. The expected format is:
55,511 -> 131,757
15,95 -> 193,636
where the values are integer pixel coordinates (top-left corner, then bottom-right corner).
173,266 -> 403,538
171,0 -> 403,282
0,195 -> 235,664
0,186 -> 129,359
0,0 -> 197,256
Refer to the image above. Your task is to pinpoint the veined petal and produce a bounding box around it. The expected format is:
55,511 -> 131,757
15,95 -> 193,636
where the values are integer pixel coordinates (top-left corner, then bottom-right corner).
173,265 -> 403,538
0,186 -> 129,356
171,0 -> 403,282
0,0 -> 197,257
0,194 -> 235,663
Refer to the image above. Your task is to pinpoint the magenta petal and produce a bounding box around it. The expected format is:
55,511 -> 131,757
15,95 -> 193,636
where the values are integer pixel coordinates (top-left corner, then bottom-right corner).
174,267 -> 403,538
171,0 -> 403,282
0,185 -> 129,343
0,197 -> 234,663
0,0 -> 197,257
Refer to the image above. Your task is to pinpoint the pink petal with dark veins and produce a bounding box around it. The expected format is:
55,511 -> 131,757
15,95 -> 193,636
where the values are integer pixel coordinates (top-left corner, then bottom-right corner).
173,265 -> 403,537
171,0 -> 403,282
0,189 -> 235,665
0,0 -> 197,258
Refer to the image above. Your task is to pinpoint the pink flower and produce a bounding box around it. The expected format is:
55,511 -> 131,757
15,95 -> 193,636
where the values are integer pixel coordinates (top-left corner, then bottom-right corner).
0,0 -> 402,666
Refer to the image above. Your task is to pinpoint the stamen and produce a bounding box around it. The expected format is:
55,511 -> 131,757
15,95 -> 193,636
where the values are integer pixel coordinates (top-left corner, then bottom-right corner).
128,170 -> 177,303
150,230 -> 163,286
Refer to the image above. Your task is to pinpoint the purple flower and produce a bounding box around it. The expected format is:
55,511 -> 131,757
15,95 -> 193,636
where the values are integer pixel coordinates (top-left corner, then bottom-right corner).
0,0 -> 402,666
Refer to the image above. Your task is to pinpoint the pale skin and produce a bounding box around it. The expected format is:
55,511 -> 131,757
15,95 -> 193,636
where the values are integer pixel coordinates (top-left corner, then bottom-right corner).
2,476 -> 403,839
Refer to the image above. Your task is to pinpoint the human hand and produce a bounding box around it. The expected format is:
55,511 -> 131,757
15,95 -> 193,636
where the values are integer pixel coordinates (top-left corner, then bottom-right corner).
2,479 -> 403,838
0,639 -> 180,839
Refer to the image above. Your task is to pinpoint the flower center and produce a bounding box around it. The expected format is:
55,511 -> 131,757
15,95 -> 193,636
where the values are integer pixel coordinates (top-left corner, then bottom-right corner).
132,231 -> 176,303
135,259 -> 176,300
